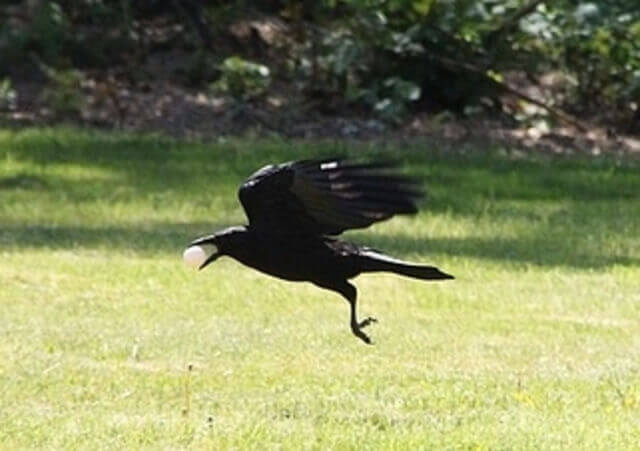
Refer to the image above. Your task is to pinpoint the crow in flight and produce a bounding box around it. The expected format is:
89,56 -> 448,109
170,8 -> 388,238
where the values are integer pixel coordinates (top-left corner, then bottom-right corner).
188,157 -> 453,344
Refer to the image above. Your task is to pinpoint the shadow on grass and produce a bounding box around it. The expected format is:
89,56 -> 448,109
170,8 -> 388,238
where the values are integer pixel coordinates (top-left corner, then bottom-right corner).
3,221 -> 638,269
0,222 -> 226,255
356,232 -> 639,270
0,174 -> 50,190
3,128 -> 639,206
2,129 -> 639,269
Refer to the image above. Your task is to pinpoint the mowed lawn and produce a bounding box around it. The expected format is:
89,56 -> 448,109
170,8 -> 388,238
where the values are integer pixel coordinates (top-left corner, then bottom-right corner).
1,128 -> 639,449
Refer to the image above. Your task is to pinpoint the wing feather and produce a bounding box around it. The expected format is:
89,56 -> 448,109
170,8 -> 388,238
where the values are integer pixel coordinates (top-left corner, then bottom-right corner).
238,157 -> 424,236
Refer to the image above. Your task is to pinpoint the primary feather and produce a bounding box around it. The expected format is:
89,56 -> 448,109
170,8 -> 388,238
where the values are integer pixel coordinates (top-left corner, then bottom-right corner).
238,157 -> 423,236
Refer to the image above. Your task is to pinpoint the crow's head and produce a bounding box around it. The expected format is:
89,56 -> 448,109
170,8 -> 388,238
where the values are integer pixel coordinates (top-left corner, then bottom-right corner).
187,226 -> 247,270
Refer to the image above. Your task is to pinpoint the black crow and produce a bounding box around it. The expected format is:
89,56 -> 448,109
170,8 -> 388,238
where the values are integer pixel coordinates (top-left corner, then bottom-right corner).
188,157 -> 453,344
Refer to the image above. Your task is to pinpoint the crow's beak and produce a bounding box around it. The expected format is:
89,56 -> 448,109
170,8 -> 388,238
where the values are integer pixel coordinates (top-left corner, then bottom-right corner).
189,234 -> 217,247
188,234 -> 220,270
198,251 -> 220,270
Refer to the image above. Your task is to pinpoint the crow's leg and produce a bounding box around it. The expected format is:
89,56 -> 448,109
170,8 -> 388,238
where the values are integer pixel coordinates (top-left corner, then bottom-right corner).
314,280 -> 377,344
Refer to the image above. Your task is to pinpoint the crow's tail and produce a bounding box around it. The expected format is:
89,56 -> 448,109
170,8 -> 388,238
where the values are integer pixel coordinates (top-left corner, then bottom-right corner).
358,249 -> 454,280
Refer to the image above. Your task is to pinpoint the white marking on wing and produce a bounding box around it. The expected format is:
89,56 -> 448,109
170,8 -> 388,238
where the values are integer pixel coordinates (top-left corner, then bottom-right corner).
360,249 -> 408,265
321,161 -> 338,170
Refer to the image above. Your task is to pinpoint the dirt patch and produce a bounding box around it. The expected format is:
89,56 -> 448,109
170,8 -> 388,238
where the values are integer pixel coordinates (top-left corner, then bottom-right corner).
2,76 -> 639,158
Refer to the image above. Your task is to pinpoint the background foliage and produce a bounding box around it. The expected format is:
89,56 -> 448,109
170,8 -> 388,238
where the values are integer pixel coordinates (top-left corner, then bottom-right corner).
0,0 -> 638,129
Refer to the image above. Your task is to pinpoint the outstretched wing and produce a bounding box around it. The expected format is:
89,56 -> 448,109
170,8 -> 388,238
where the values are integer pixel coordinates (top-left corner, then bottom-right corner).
237,157 -> 423,236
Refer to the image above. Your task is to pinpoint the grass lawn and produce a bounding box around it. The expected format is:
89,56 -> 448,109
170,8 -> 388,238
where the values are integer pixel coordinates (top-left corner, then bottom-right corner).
1,128 -> 639,449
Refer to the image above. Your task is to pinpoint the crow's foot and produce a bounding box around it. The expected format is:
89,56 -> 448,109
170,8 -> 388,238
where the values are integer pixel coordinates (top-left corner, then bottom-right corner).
351,317 -> 377,345
351,326 -> 373,345
358,316 -> 378,329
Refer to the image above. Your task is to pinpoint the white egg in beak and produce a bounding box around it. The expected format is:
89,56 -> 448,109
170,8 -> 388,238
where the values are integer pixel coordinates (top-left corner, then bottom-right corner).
183,245 -> 207,268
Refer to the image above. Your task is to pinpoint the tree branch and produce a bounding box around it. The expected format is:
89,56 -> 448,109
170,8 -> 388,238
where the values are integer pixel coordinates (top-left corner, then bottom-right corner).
427,53 -> 588,132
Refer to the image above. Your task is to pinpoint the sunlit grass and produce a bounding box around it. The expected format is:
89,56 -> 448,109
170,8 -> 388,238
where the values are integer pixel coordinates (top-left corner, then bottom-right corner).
1,127 -> 639,448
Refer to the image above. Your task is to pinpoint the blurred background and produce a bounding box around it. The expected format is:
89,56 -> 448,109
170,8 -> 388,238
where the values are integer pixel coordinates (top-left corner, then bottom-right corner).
1,0 -> 638,151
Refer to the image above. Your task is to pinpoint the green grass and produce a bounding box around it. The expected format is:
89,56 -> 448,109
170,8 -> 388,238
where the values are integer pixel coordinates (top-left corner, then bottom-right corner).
1,127 -> 639,449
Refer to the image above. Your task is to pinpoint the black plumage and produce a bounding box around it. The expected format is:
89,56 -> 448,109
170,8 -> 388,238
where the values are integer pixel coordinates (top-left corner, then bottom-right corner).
188,157 -> 453,344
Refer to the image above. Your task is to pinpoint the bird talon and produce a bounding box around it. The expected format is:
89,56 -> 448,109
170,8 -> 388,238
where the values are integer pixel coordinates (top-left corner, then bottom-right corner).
358,316 -> 378,329
351,323 -> 375,344
358,331 -> 374,345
